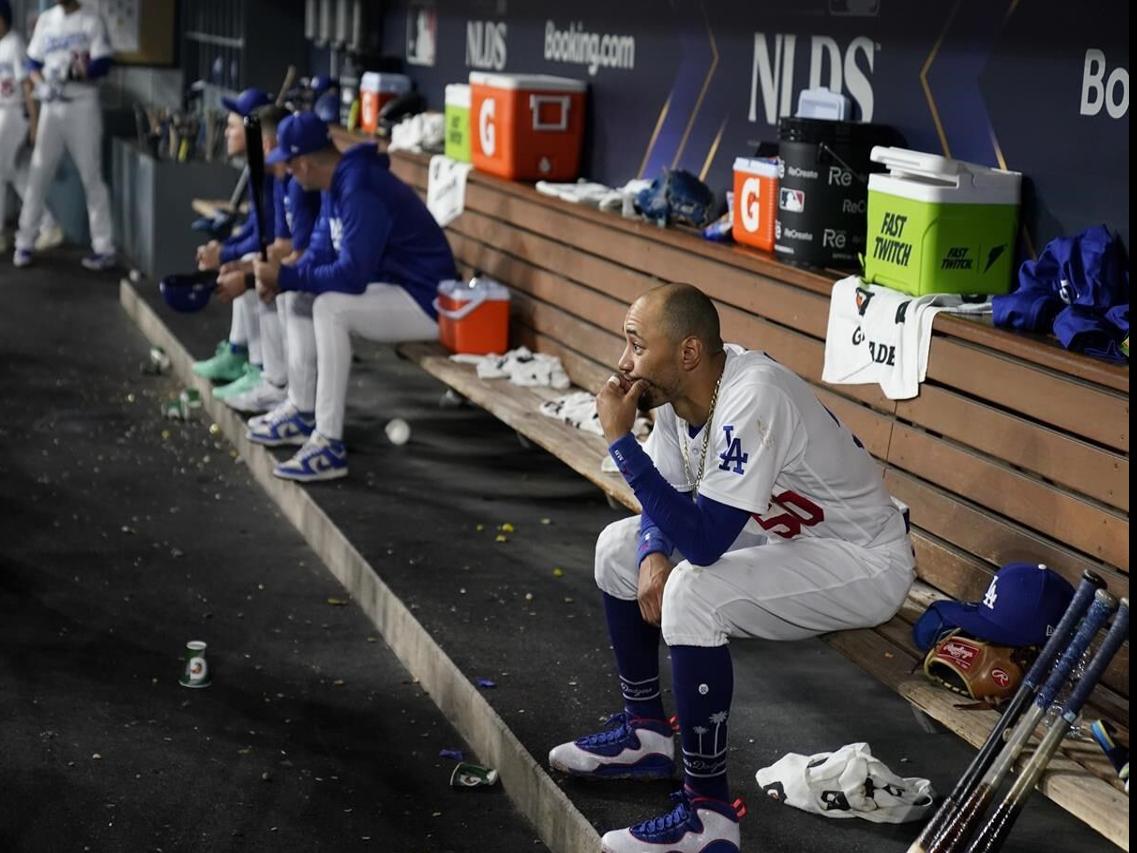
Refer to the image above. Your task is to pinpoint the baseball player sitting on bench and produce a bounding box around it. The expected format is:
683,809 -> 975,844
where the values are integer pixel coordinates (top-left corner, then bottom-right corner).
548,284 -> 915,853
214,104 -> 322,416
190,88 -> 275,398
253,111 -> 456,483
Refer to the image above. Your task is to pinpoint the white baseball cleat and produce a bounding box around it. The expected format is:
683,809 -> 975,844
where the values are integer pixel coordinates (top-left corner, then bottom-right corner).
224,378 -> 286,414
600,789 -> 744,853
549,712 -> 676,780
35,225 -> 65,251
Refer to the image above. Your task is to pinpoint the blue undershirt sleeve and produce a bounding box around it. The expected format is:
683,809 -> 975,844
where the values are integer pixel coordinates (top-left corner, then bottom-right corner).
610,434 -> 752,566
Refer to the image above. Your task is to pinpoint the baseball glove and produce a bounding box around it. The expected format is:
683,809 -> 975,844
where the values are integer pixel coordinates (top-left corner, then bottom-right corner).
923,631 -> 1025,703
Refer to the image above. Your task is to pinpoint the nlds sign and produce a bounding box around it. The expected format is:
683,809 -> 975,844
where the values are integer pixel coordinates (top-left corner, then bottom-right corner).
748,33 -> 878,125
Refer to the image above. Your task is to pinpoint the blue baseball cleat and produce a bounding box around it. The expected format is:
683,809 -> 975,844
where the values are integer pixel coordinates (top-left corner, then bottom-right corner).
600,789 -> 744,853
273,433 -> 347,482
247,402 -> 315,447
549,712 -> 676,780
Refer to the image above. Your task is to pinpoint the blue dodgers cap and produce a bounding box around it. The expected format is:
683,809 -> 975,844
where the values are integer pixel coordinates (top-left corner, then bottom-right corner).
221,87 -> 272,117
913,562 -> 1075,651
266,111 -> 332,165
310,74 -> 337,95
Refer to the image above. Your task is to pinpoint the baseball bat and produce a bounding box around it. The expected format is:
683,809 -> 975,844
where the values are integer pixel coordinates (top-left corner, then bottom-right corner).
906,571 -> 1104,853
925,589 -> 1118,853
243,113 -> 269,262
966,598 -> 1129,853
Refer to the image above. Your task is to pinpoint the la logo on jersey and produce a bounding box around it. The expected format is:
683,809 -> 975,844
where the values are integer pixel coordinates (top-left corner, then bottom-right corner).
718,425 -> 748,474
982,578 -> 998,610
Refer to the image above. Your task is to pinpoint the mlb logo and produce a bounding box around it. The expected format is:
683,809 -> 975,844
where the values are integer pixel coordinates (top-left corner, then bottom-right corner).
779,187 -> 805,213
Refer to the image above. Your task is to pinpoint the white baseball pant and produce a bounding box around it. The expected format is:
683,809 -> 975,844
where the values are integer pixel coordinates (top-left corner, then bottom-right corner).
310,283 -> 437,440
0,107 -> 58,236
16,96 -> 113,255
594,514 -> 914,646
280,290 -> 317,413
256,299 -> 286,386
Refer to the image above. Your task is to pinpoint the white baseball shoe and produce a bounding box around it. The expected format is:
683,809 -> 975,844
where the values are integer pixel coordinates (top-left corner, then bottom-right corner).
549,712 -> 676,780
224,378 -> 286,414
600,789 -> 744,853
35,224 -> 65,251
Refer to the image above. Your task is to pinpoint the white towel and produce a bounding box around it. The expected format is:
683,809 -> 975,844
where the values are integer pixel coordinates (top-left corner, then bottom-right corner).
427,155 -> 473,228
822,276 -> 992,400
539,391 -> 650,439
755,743 -> 935,824
451,346 -> 571,390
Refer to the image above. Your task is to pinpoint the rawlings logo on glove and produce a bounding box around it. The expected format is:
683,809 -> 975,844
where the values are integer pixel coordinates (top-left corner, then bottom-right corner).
923,631 -> 1026,702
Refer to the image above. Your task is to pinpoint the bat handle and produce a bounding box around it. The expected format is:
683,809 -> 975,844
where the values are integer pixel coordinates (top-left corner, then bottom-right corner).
966,601 -> 1128,853
1035,591 -> 1117,709
1022,571 -> 1103,690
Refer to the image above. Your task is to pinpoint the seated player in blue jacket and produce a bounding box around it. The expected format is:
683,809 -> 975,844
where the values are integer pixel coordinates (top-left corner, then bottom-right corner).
253,112 -> 457,482
190,88 -> 273,394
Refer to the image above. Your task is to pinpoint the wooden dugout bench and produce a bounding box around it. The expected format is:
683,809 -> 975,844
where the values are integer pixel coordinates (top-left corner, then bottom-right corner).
348,127 -> 1131,848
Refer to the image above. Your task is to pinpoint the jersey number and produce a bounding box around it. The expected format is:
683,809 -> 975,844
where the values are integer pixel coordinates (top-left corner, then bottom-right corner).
753,490 -> 825,539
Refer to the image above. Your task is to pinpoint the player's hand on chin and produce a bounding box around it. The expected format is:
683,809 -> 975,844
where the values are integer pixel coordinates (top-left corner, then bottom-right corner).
596,374 -> 645,444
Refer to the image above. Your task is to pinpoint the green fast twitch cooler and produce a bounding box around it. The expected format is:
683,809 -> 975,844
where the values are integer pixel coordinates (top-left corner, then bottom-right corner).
864,147 -> 1022,296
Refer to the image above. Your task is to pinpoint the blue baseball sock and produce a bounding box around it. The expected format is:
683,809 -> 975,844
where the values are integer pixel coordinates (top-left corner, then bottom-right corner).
670,643 -> 733,802
602,593 -> 666,721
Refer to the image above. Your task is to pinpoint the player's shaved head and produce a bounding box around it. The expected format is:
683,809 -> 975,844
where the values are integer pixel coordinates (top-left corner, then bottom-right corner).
639,283 -> 722,353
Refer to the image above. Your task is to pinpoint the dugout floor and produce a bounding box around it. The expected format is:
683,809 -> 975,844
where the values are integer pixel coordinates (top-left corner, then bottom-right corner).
0,252 -> 1121,853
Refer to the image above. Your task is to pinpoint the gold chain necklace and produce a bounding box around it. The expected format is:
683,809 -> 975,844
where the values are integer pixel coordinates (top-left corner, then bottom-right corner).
679,365 -> 724,499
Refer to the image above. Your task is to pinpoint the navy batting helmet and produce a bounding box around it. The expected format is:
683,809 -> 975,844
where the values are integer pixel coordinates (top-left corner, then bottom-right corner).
159,272 -> 216,313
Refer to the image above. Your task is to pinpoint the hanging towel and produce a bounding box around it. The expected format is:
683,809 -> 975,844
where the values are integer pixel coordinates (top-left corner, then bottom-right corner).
427,154 -> 473,228
755,743 -> 935,824
823,276 -> 992,400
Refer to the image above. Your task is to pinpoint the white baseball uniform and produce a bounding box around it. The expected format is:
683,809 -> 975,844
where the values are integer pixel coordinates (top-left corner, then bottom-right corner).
595,344 -> 914,646
15,2 -> 114,255
0,29 -> 58,238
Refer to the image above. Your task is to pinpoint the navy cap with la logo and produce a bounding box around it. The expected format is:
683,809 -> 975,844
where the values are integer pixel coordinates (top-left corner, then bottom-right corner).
912,562 -> 1075,651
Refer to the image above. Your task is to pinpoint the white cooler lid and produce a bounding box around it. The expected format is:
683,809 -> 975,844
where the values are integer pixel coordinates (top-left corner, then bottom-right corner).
438,277 -> 511,302
733,156 -> 779,178
469,71 -> 586,92
868,146 -> 1021,205
445,83 -> 471,108
361,72 -> 411,93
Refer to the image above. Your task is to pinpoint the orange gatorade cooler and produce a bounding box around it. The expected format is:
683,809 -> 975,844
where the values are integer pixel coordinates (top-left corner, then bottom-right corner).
360,72 -> 411,134
731,157 -> 779,251
434,277 -> 511,355
469,72 -> 587,181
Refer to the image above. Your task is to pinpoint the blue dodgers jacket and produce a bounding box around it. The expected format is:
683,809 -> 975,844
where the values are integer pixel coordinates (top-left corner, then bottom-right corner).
220,173 -> 278,263
277,144 -> 457,319
274,174 -> 322,252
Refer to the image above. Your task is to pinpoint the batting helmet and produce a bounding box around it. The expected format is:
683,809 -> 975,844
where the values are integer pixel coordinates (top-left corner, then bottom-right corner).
159,272 -> 216,313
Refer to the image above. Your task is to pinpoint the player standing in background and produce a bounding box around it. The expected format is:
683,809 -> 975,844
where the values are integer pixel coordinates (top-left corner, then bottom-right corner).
12,0 -> 115,270
0,0 -> 63,254
548,284 -> 915,852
